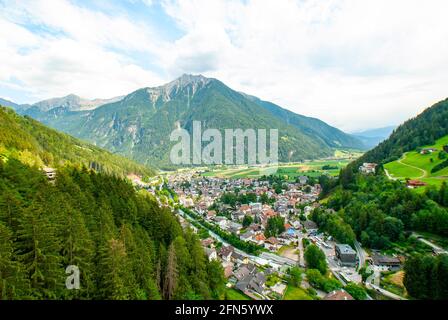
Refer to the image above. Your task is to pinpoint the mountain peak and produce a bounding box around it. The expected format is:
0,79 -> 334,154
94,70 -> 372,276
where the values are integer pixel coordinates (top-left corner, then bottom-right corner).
32,94 -> 122,112
167,73 -> 212,89
137,74 -> 213,103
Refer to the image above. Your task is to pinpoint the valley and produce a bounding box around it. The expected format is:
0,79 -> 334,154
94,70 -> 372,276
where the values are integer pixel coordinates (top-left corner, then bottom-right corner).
1,74 -> 367,168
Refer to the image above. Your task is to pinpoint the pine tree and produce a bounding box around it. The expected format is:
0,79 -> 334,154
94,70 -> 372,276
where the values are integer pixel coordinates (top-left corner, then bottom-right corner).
57,206 -> 96,299
207,260 -> 226,299
98,238 -> 134,299
16,202 -> 63,298
163,242 -> 178,300
0,189 -> 22,231
128,227 -> 160,299
0,222 -> 29,299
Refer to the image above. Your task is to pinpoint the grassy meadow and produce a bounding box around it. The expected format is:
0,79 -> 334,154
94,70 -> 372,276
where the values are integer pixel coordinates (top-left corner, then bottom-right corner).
384,135 -> 448,188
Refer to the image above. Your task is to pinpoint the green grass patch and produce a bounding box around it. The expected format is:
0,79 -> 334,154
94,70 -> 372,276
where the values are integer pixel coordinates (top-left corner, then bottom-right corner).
384,135 -> 448,188
283,286 -> 313,300
201,160 -> 349,179
224,288 -> 252,300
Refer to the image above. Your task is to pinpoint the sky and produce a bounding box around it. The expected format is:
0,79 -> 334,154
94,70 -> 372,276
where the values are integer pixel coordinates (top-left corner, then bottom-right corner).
1,0 -> 448,132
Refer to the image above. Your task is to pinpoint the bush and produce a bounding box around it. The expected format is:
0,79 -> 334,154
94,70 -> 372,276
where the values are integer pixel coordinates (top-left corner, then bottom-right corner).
306,269 -> 342,293
288,267 -> 303,287
431,159 -> 448,173
304,244 -> 328,275
344,282 -> 367,300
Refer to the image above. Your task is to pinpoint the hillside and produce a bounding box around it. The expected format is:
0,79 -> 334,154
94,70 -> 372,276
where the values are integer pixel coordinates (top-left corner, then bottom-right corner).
384,135 -> 448,187
0,151 -> 223,299
353,98 -> 448,167
0,106 -> 154,177
243,94 -> 364,150
14,74 -> 366,168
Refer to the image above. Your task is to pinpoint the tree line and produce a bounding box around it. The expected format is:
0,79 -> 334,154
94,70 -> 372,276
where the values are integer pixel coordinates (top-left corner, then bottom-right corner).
0,158 -> 225,299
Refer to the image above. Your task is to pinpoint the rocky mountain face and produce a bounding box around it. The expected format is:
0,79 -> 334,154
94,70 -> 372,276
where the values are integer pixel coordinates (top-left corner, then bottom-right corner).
4,74 -> 366,168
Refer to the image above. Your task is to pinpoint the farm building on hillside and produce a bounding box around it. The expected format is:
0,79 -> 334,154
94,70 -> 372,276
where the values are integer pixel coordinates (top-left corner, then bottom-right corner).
420,148 -> 437,154
406,180 -> 427,188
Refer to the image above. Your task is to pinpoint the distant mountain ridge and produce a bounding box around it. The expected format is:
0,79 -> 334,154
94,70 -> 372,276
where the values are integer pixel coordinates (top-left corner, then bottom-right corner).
3,74 -> 367,168
32,94 -> 124,112
353,126 -> 396,138
351,125 -> 396,149
242,93 -> 364,150
1,94 -> 123,113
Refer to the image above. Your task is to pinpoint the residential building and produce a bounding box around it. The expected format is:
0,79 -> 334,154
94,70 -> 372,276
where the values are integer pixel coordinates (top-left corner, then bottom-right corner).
235,271 -> 266,296
219,245 -> 234,262
371,253 -> 402,271
299,176 -> 308,185
335,244 -> 357,266
205,247 -> 218,261
323,289 -> 354,300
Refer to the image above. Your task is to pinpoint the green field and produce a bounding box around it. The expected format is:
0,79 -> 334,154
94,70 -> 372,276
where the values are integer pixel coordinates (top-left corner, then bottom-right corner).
201,159 -> 349,180
283,286 -> 313,300
224,288 -> 252,300
384,135 -> 448,188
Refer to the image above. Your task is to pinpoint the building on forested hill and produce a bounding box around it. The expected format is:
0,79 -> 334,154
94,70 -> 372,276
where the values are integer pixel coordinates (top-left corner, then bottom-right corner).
359,162 -> 377,174
42,167 -> 56,181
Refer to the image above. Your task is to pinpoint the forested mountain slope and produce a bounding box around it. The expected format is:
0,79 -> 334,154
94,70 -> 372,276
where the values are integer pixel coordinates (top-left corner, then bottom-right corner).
0,106 -> 154,177
0,159 -> 225,299
352,98 -> 448,168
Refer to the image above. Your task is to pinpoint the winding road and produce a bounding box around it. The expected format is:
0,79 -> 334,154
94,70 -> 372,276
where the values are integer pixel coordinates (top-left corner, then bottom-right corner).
354,240 -> 366,270
412,232 -> 448,255
397,153 -> 427,179
387,152 -> 427,180
366,283 -> 407,300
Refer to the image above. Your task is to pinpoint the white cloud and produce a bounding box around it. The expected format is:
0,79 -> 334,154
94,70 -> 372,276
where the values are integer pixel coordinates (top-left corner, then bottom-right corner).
0,0 -> 165,101
2,0 -> 448,131
159,0 -> 448,131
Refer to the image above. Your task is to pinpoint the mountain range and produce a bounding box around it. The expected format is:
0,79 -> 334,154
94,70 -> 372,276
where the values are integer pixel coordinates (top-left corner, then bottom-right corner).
351,125 -> 396,149
2,74 -> 367,168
